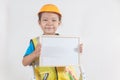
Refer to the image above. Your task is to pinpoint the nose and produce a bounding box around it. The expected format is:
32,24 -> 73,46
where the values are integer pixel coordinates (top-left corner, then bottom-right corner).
47,20 -> 53,26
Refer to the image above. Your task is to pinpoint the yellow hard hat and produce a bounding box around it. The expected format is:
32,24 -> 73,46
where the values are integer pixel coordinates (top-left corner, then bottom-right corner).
38,4 -> 61,16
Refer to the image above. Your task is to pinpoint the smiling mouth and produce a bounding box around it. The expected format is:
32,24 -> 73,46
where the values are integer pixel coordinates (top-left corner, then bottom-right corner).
45,27 -> 54,30
46,28 -> 53,29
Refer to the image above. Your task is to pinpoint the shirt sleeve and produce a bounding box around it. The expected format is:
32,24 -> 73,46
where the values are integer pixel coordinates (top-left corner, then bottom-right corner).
23,40 -> 35,57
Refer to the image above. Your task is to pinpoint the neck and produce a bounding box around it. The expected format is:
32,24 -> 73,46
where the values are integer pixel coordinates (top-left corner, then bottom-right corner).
43,33 -> 59,35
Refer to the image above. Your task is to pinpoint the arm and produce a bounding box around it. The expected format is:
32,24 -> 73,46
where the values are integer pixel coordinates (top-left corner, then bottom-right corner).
22,43 -> 41,66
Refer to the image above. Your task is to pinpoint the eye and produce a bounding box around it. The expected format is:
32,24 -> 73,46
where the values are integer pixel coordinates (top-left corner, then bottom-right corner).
52,19 -> 57,22
42,19 -> 48,21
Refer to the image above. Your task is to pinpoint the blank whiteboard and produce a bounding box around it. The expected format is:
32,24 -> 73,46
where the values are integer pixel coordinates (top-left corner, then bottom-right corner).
39,35 -> 80,67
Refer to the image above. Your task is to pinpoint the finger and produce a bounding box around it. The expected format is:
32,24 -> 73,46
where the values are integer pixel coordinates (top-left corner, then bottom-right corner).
80,43 -> 83,53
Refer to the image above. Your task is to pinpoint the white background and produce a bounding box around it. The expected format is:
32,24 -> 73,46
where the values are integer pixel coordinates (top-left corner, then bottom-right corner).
0,0 -> 120,80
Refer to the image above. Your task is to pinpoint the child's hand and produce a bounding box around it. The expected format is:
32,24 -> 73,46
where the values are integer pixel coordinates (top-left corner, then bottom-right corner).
79,43 -> 83,54
34,43 -> 41,57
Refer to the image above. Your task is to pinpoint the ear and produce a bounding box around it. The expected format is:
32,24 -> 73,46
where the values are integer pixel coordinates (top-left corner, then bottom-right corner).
38,20 -> 41,25
58,21 -> 61,26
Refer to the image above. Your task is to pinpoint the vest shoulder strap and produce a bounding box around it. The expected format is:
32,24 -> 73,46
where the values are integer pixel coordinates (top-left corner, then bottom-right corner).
31,36 -> 40,66
31,37 -> 39,49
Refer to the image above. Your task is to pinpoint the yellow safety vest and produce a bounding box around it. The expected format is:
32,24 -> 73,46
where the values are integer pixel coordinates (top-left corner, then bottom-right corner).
31,37 -> 79,80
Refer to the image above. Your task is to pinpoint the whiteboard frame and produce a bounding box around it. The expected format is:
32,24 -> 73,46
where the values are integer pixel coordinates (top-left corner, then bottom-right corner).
39,35 -> 80,67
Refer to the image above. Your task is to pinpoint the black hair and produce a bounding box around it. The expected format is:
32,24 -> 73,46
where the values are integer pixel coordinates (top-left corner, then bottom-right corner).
38,12 -> 62,21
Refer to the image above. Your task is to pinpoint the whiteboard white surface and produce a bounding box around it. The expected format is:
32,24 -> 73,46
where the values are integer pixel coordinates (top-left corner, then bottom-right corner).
39,35 -> 80,66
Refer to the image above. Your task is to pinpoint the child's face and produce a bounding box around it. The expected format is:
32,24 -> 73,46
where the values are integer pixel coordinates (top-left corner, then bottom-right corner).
39,12 -> 61,35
